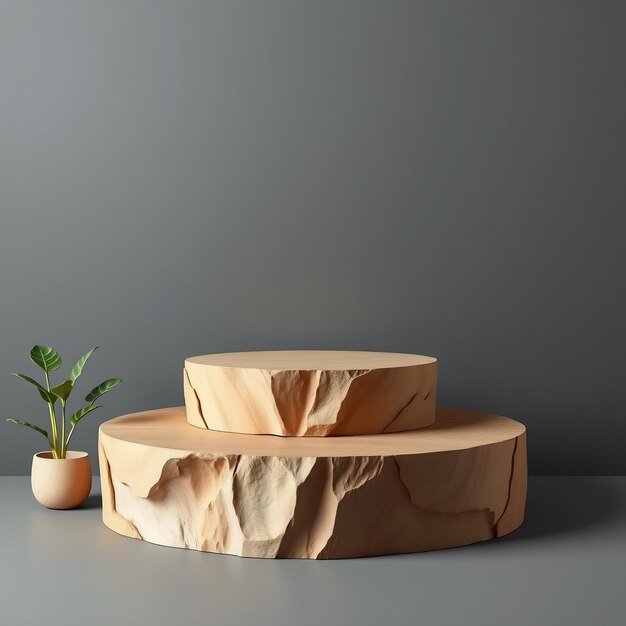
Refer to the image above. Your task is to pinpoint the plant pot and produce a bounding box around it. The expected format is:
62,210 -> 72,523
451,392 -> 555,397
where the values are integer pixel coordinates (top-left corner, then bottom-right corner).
31,451 -> 92,509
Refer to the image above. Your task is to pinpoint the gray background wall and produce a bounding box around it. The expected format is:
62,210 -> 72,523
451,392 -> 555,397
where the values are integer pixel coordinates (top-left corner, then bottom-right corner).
1,0 -> 624,475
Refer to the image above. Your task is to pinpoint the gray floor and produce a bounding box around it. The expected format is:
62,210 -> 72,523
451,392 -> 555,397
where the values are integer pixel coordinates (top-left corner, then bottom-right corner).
1,476 -> 624,626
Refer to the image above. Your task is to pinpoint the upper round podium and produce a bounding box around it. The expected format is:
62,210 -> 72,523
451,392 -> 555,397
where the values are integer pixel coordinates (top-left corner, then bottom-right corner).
183,350 -> 437,436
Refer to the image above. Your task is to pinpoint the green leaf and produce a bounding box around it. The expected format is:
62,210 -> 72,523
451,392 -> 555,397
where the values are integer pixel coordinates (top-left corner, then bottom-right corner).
69,405 -> 100,427
70,347 -> 98,383
12,372 -> 46,392
85,378 -> 122,404
6,418 -> 50,442
51,379 -> 73,403
38,388 -> 56,404
11,373 -> 56,404
30,345 -> 62,372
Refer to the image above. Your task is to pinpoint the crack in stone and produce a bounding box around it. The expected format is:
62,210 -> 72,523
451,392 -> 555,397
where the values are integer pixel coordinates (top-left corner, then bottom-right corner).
392,456 -> 494,521
382,392 -> 420,433
307,369 -> 370,434
494,437 -> 519,535
101,443 -> 144,540
184,368 -> 209,429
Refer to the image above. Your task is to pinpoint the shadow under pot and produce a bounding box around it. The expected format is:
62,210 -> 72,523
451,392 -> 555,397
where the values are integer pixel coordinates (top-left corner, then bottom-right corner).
31,451 -> 92,509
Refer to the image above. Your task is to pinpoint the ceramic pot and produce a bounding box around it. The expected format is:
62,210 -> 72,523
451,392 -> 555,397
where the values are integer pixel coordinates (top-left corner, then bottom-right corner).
31,451 -> 92,509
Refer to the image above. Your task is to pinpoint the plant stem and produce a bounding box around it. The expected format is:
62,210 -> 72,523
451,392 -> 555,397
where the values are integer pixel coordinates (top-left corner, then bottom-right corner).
44,371 -> 59,458
60,401 -> 66,458
65,424 -> 75,451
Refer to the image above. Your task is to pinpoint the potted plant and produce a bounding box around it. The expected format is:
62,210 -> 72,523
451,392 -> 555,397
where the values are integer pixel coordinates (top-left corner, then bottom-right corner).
6,345 -> 121,509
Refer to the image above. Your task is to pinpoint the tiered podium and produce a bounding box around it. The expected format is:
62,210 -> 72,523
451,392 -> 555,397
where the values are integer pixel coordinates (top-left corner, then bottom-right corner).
99,351 -> 526,559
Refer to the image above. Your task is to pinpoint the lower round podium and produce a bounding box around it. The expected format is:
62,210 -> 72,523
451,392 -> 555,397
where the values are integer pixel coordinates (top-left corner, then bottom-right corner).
98,407 -> 526,559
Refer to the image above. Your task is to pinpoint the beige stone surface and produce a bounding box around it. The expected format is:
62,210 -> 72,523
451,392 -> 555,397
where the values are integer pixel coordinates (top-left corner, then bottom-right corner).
99,407 -> 527,559
184,351 -> 438,436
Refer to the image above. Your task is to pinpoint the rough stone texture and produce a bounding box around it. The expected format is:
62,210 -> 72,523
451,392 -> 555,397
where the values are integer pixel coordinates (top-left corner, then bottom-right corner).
99,407 -> 527,559
184,351 -> 438,436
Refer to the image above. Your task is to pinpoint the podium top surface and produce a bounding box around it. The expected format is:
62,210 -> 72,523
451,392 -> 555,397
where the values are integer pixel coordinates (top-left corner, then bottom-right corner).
100,406 -> 525,458
185,350 -> 436,370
